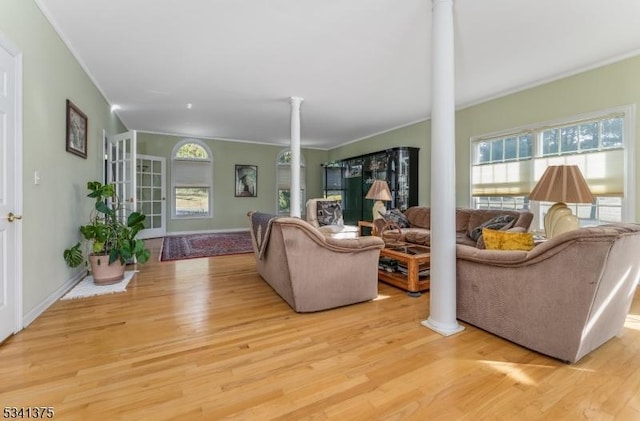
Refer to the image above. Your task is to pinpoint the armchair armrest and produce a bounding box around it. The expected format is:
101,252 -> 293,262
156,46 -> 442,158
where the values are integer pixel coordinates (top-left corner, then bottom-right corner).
456,225 -> 631,268
373,219 -> 402,238
277,217 -> 384,252
325,236 -> 385,251
456,244 -> 529,265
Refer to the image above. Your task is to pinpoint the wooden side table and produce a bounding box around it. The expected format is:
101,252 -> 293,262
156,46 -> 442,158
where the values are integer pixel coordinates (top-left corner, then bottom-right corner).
358,220 -> 377,236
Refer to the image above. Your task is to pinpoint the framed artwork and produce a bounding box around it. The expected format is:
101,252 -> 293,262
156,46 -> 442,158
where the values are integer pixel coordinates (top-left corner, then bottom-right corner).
235,165 -> 258,197
66,99 -> 88,159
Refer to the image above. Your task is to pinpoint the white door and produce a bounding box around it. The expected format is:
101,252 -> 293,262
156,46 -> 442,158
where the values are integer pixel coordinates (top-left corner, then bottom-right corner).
136,154 -> 166,239
0,38 -> 22,343
105,131 -> 137,223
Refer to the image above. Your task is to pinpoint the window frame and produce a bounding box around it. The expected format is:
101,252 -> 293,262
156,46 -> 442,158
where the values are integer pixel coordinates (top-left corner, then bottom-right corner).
276,149 -> 306,216
171,139 -> 214,219
469,105 -> 636,230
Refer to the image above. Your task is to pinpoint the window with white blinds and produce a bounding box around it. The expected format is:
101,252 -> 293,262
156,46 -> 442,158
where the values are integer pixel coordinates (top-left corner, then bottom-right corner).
470,105 -> 635,226
173,160 -> 211,187
171,140 -> 213,218
276,165 -> 306,193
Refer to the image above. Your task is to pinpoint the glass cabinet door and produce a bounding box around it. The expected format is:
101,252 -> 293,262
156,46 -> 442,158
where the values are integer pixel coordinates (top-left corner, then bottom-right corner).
343,158 -> 363,224
323,163 -> 344,200
395,148 -> 410,211
322,147 -> 418,224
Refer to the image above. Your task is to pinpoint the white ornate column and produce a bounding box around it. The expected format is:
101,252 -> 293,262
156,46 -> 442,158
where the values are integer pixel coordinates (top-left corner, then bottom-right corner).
421,0 -> 464,336
289,97 -> 304,217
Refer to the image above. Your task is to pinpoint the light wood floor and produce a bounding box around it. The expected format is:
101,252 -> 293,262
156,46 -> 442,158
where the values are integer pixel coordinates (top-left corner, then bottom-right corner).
2,238 -> 640,420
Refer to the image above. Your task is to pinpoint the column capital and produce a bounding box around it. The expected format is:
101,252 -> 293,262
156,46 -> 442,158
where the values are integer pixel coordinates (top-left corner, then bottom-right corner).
289,96 -> 304,108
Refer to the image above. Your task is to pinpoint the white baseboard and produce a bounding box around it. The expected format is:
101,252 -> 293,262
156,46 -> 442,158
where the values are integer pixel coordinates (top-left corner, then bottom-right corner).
22,271 -> 85,328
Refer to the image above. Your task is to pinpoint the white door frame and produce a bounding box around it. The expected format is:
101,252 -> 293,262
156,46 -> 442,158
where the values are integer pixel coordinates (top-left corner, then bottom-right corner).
0,34 -> 23,342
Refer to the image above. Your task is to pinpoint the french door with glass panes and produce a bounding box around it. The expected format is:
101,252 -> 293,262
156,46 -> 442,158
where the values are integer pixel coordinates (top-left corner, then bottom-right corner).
106,130 -> 137,223
136,155 -> 166,239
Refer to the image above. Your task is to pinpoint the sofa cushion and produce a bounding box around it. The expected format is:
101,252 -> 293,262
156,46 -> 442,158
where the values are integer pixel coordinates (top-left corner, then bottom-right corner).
316,201 -> 344,226
379,208 -> 410,228
456,208 -> 473,232
457,232 -> 477,247
467,211 -> 512,235
469,214 -> 516,241
318,224 -> 358,239
405,230 -> 430,245
476,226 -> 526,249
482,227 -> 534,251
404,206 -> 431,228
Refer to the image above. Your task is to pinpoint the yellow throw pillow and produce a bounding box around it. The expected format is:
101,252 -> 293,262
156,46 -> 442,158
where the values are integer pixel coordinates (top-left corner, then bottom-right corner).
482,228 -> 534,251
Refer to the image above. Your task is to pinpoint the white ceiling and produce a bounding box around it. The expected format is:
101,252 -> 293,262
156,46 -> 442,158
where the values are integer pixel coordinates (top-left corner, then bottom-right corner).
36,0 -> 640,150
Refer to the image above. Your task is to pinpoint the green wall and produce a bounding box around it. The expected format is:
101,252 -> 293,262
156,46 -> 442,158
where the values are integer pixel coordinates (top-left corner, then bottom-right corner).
456,55 -> 640,217
332,55 -> 640,223
1,0 -> 126,317
137,133 -> 328,231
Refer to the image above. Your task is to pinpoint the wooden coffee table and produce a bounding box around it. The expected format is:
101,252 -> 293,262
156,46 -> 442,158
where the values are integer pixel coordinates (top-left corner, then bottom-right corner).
378,243 -> 430,296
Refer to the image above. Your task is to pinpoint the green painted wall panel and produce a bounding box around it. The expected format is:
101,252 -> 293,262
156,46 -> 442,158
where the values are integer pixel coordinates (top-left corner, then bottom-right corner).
456,55 -> 640,217
0,0 -> 126,316
137,133 -> 328,231
333,55 -> 640,222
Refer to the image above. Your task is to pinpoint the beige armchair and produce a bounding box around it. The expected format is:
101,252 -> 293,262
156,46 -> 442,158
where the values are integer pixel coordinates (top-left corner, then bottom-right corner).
248,211 -> 385,312
306,198 -> 359,239
455,223 -> 640,363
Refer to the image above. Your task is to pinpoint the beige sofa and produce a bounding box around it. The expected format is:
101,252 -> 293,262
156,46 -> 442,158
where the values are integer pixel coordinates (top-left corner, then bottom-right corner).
376,206 -> 534,247
456,223 -> 640,363
248,211 -> 384,312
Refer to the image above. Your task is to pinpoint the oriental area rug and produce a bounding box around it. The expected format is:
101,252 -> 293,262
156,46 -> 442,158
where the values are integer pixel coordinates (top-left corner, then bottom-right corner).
160,231 -> 253,261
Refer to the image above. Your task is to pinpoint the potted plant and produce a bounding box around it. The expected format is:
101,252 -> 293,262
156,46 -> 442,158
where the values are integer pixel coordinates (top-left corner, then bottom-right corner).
63,181 -> 151,285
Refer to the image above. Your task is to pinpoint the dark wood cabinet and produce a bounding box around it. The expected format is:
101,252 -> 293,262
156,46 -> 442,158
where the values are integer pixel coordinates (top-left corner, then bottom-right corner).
322,147 -> 419,225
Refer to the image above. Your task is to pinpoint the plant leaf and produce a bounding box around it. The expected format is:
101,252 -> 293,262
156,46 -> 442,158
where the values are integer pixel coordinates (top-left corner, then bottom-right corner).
63,243 -> 83,268
127,212 -> 145,227
108,249 -> 120,265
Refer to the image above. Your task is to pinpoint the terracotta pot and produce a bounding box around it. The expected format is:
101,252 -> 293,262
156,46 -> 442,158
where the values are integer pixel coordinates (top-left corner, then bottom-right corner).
89,254 -> 125,285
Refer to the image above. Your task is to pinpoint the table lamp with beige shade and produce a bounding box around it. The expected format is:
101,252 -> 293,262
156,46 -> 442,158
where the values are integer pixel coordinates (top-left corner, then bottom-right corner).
365,179 -> 392,220
528,165 -> 594,239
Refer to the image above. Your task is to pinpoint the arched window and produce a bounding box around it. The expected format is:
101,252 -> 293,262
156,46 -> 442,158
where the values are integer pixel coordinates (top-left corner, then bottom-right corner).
276,149 -> 306,215
171,139 -> 213,218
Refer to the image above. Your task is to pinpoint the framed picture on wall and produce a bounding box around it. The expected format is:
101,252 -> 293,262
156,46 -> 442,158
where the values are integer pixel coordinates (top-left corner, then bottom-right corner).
66,99 -> 88,159
235,164 -> 258,197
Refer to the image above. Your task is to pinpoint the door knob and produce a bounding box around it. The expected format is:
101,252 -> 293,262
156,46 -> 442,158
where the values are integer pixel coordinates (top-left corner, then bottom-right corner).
7,212 -> 23,222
